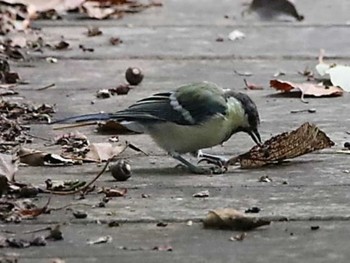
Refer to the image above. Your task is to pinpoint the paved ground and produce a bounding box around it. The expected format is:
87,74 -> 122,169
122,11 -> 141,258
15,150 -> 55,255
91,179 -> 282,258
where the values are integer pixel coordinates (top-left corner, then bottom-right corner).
2,0 -> 350,262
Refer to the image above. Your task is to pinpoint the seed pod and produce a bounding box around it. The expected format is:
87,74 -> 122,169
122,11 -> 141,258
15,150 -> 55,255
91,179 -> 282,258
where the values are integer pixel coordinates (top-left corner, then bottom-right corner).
109,159 -> 131,181
125,67 -> 144,85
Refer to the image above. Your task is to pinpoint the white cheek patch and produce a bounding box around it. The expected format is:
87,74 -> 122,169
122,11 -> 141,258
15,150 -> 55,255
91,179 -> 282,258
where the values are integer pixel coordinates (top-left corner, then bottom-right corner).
169,93 -> 195,124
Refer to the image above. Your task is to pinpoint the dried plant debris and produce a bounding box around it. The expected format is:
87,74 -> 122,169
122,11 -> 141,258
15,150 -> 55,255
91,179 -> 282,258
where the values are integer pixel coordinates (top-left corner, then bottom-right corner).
270,79 -> 343,102
203,208 -> 270,231
86,26 -> 103,37
244,0 -> 304,21
19,147 -> 74,166
45,179 -> 86,192
228,123 -> 334,169
0,100 -> 55,123
82,0 -> 162,20
0,197 -> 50,223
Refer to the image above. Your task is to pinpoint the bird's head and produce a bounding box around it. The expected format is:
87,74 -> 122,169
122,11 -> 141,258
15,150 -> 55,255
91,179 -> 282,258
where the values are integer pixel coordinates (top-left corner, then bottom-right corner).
227,92 -> 262,146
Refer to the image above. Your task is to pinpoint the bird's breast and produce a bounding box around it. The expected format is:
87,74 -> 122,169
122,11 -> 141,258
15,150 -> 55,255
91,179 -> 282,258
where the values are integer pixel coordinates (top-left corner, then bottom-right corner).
146,115 -> 238,154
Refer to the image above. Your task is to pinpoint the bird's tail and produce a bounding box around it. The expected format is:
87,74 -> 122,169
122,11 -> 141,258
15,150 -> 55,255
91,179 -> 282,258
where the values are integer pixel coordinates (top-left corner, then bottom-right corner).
51,113 -> 115,124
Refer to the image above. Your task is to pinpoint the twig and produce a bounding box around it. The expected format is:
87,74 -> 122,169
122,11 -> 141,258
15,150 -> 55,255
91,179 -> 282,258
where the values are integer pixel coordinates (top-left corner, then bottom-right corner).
27,133 -> 52,142
42,158 -> 112,195
23,226 -> 52,234
37,83 -> 55,91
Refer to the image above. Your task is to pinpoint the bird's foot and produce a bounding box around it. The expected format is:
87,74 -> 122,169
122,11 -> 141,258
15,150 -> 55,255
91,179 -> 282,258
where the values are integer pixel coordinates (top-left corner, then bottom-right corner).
197,153 -> 229,169
175,163 -> 223,174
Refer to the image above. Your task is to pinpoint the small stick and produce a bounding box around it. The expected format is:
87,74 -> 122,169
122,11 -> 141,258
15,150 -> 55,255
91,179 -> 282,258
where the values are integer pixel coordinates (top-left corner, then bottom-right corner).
37,83 -> 55,91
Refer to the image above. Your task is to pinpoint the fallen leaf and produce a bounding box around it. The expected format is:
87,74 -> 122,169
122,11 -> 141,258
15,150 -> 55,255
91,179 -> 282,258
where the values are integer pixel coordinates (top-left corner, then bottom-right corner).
87,235 -> 112,245
270,79 -> 343,102
85,143 -> 127,162
19,197 -> 50,219
203,208 -> 270,231
19,148 -> 74,166
228,122 -> 334,168
0,153 -> 18,181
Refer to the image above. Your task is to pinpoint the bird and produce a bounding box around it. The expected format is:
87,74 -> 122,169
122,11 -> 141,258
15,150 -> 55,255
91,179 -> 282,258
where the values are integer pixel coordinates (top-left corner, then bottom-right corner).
53,81 -> 262,174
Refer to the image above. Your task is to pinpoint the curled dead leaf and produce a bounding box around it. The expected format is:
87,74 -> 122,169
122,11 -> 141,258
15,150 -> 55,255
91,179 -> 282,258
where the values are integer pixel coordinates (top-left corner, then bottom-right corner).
228,122 -> 334,168
203,208 -> 270,231
270,79 -> 343,102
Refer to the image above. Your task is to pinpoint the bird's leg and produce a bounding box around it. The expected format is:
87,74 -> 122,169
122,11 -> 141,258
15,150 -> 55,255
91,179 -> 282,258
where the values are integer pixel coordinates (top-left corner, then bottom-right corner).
170,152 -> 216,174
196,150 -> 228,168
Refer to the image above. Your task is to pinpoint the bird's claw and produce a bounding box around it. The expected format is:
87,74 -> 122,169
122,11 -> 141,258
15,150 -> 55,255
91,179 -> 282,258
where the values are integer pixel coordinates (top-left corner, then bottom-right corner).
198,158 -> 228,174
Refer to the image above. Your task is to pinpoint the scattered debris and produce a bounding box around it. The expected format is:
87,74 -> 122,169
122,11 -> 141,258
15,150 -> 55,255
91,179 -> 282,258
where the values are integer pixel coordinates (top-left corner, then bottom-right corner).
87,235 -> 112,245
228,30 -> 245,41
203,208 -> 270,231
229,232 -> 247,241
245,207 -> 261,213
108,220 -> 120,227
227,123 -> 334,168
96,89 -> 111,99
310,225 -> 320,231
270,79 -> 343,103
54,40 -> 69,50
192,190 -> 210,198
215,36 -> 224,42
186,220 -> 193,226
152,245 -> 173,252
290,108 -> 316,114
125,67 -> 144,85
109,36 -> 123,46
110,84 -> 132,95
156,222 -> 168,227
79,44 -> 94,52
344,142 -> 350,150
258,175 -> 272,183
73,210 -> 88,219
109,159 -> 131,181
102,187 -> 127,198
86,26 -> 103,37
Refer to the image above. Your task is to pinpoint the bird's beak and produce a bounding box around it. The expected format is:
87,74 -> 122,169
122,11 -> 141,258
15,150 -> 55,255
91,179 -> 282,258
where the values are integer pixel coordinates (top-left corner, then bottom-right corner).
248,129 -> 262,146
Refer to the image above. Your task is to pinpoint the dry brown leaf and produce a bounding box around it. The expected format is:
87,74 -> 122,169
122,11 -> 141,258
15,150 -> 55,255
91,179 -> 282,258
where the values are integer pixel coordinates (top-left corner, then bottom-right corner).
85,143 -> 127,162
270,79 -> 343,101
82,1 -> 115,19
103,187 -> 127,197
203,208 -> 270,231
0,153 -> 18,182
228,122 -> 334,168
19,147 -> 74,166
19,197 -> 50,219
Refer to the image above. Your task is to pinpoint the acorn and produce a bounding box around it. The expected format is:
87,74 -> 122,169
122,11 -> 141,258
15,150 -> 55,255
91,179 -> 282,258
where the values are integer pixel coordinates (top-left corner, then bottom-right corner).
109,159 -> 131,181
125,67 -> 143,85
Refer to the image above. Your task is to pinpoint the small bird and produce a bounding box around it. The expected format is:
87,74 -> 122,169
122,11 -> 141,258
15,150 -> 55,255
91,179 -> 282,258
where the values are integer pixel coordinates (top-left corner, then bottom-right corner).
54,82 -> 261,174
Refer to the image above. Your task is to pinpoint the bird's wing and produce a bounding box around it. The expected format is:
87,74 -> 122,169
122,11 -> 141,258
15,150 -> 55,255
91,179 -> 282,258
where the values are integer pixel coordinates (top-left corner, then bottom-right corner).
52,82 -> 228,125
112,82 -> 228,125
